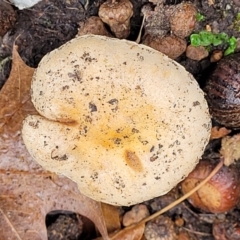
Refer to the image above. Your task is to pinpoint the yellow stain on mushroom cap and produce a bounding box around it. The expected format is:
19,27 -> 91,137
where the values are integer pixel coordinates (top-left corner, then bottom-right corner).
124,150 -> 143,172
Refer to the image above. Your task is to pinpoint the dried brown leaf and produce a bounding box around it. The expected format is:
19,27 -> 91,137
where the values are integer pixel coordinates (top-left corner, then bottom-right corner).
0,45 -> 109,240
101,203 -> 121,234
220,134 -> 240,166
110,223 -> 145,240
96,223 -> 145,240
210,126 -> 231,140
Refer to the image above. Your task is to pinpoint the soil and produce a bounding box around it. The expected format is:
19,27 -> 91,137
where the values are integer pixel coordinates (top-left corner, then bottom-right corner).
1,0 -> 240,239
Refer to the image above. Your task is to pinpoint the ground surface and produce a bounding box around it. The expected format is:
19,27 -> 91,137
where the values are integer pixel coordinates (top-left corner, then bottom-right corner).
1,0 -> 240,239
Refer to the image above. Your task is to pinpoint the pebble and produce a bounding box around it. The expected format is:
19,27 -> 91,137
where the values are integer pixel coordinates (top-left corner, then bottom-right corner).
122,204 -> 150,227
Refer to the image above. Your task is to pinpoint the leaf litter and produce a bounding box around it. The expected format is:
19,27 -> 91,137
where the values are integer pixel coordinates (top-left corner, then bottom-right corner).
0,45 -> 109,240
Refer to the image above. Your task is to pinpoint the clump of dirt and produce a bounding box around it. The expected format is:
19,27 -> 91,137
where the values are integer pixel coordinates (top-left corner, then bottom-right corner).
0,0 -> 86,87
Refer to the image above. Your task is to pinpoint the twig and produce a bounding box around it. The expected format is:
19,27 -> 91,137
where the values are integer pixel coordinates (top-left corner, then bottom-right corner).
135,15 -> 146,44
182,226 -> 212,236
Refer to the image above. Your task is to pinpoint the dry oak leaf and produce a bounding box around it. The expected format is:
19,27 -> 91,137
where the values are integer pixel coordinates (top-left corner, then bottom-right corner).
110,223 -> 145,240
0,45 -> 109,240
220,133 -> 240,166
101,203 -> 121,234
210,126 -> 231,140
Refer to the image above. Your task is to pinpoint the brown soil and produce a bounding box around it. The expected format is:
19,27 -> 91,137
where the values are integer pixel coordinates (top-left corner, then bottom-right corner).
1,0 -> 240,239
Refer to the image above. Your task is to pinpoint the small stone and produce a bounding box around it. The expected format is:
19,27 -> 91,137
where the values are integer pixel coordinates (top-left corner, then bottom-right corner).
186,45 -> 209,61
141,4 -> 171,38
178,231 -> 192,240
169,2 -> 197,38
47,214 -> 83,240
210,50 -> 223,62
122,204 -> 150,227
174,216 -> 184,227
144,215 -> 177,240
77,16 -> 112,37
143,34 -> 187,59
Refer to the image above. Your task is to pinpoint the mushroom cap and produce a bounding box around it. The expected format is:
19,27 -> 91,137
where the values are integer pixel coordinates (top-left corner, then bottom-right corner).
22,35 -> 211,206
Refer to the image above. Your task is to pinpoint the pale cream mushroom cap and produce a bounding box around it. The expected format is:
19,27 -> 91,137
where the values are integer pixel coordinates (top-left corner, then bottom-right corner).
22,35 -> 211,206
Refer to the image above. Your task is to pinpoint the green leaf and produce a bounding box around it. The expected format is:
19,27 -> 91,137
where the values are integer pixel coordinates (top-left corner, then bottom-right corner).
212,35 -> 224,46
237,12 -> 240,20
190,34 -> 202,46
196,12 -> 205,22
190,31 -> 237,55
199,31 -> 214,46
224,36 -> 237,55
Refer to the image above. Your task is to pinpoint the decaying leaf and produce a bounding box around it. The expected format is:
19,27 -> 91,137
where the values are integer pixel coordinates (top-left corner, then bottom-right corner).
210,126 -> 231,140
96,223 -> 145,240
0,45 -> 109,240
101,203 -> 121,234
220,133 -> 240,166
110,223 -> 145,240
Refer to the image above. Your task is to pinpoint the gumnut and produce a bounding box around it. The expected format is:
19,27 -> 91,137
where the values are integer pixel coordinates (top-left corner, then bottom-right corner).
98,0 -> 133,39
169,2 -> 197,38
142,34 -> 187,59
77,16 -> 112,37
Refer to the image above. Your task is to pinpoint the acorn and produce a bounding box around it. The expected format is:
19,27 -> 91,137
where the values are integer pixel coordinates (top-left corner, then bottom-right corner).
181,159 -> 240,213
204,53 -> 240,128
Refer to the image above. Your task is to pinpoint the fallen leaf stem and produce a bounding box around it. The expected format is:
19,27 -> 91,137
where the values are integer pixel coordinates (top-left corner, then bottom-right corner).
135,14 -> 146,44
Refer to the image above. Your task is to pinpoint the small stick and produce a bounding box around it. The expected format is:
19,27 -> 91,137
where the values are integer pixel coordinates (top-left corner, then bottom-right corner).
135,14 -> 146,44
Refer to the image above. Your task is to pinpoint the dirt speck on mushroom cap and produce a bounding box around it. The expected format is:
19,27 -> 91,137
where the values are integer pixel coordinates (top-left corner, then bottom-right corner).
22,35 -> 211,206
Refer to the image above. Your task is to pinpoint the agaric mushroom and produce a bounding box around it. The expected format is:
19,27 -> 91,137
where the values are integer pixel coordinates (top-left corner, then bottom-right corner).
22,35 -> 211,206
